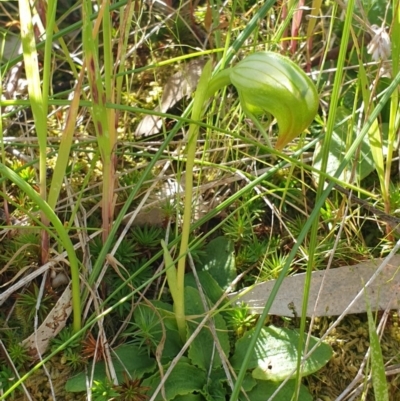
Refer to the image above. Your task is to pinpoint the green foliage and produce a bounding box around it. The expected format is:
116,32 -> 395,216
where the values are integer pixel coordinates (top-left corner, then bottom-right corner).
12,161 -> 36,184
65,234 -> 333,400
90,235 -> 139,266
105,257 -> 154,317
5,0 -> 392,399
259,250 -> 290,280
65,344 -> 156,393
236,237 -> 271,267
225,302 -> 258,337
7,342 -> 30,369
0,232 -> 40,272
198,236 -> 236,290
16,284 -> 54,325
0,366 -> 17,396
240,379 -> 313,401
231,326 -> 333,382
91,379 -> 119,401
222,208 -> 257,243
61,348 -> 87,372
125,304 -> 165,353
362,0 -> 392,25
207,51 -> 319,149
366,297 -> 389,400
313,106 -> 389,183
50,322 -> 85,371
131,225 -> 164,249
388,182 -> 400,212
123,303 -> 182,362
185,286 -> 230,370
184,270 -> 225,305
50,326 -> 82,352
143,359 -> 207,401
114,374 -> 150,401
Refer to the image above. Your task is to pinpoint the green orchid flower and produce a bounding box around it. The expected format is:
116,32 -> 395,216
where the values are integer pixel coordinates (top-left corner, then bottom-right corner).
208,51 -> 319,149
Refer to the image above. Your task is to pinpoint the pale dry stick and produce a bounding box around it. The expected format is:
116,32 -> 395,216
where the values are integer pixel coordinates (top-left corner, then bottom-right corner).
83,259 -> 110,320
149,273 -> 248,401
334,184 -> 400,233
346,365 -> 400,401
186,253 -> 235,392
344,319 -> 388,400
101,332 -> 118,385
347,366 -> 400,401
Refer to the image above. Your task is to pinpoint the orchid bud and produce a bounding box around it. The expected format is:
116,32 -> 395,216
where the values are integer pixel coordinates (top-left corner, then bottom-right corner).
229,52 -> 319,149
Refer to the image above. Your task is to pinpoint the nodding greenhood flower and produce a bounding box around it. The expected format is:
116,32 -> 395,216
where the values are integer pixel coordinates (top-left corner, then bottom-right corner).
207,51 -> 319,150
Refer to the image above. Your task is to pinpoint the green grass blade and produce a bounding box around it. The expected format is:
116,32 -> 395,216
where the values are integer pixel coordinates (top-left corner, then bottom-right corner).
365,294 -> 389,401
294,0 -> 353,398
0,163 -> 81,332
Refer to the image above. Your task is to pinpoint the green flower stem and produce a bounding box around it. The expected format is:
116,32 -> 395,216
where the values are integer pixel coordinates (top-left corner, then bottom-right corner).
165,52 -> 318,340
176,61 -> 212,339
205,68 -> 232,99
0,164 -> 81,333
164,61 -> 213,341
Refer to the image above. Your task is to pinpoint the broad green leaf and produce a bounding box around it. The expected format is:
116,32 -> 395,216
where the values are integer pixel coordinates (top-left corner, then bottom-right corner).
201,368 -> 227,401
239,379 -> 312,401
143,358 -> 206,400
230,326 -> 332,381
65,344 -> 155,392
185,287 -> 230,370
198,236 -> 236,290
174,395 -> 206,401
185,270 -> 225,304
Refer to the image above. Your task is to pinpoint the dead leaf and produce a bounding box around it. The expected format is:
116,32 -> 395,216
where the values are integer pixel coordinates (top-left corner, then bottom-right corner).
135,58 -> 206,137
22,283 -> 72,358
230,256 -> 400,317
